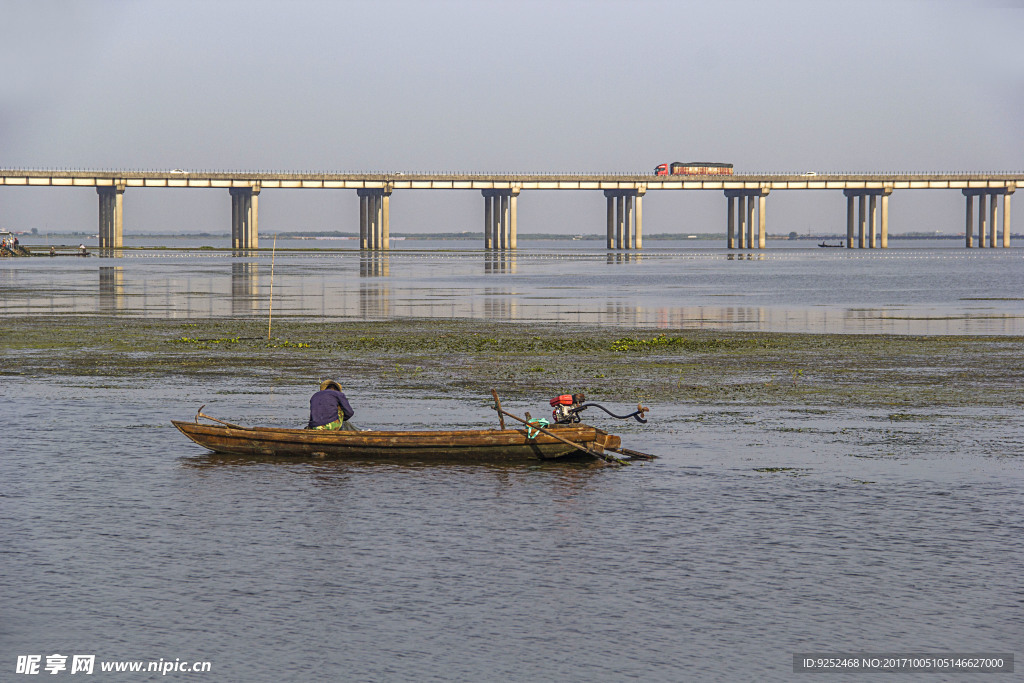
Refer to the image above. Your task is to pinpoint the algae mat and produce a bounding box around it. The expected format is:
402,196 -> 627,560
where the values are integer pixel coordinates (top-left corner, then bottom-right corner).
3,315 -> 1024,410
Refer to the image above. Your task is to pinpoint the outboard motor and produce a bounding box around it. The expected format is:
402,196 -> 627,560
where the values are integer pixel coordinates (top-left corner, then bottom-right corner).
550,393 -> 587,424
549,391 -> 649,425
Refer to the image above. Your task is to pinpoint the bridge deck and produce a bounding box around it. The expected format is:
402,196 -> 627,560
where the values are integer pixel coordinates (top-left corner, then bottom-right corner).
1,169 -> 1021,191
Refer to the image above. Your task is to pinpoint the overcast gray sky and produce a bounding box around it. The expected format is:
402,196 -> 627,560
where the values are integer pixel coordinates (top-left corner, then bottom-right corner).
2,0 -> 1022,235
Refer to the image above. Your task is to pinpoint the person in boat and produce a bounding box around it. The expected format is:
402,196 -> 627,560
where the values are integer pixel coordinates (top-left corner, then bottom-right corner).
308,379 -> 357,431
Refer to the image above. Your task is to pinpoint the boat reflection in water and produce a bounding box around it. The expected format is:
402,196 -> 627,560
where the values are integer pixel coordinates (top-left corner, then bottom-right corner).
183,451 -> 608,472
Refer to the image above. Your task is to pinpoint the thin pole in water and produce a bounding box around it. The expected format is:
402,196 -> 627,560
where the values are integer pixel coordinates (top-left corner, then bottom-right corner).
268,234 -> 277,340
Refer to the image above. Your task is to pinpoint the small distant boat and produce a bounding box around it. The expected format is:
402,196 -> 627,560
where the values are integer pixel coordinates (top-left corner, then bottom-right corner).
818,241 -> 844,248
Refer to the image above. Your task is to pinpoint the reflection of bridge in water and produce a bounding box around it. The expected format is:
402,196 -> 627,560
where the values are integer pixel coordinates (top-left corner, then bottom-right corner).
231,263 -> 259,315
1,250 -> 1021,335
99,267 -> 124,311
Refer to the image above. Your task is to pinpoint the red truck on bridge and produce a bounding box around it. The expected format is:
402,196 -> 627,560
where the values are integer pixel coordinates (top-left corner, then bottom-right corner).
655,162 -> 734,176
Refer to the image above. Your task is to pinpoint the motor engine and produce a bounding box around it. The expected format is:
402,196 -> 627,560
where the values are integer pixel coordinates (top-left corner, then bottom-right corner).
550,392 -> 587,424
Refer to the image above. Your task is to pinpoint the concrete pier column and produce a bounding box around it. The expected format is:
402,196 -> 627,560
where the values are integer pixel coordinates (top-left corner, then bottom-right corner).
868,194 -> 877,248
961,188 -> 1011,249
737,195 -> 747,249
249,187 -> 259,249
494,194 -> 505,250
482,189 -> 518,250
364,193 -> 372,249
493,194 -> 501,249
97,182 -> 125,249
363,191 -> 376,250
375,193 -> 385,249
749,194 -> 757,248
635,190 -> 643,250
615,194 -> 625,249
374,194 -> 382,250
880,190 -> 890,249
758,193 -> 767,249
606,194 -> 615,249
509,191 -> 518,250
484,195 -> 494,250
727,195 -> 736,249
974,193 -> 983,249
624,193 -> 635,249
372,194 -> 380,250
1003,189 -> 1013,247
858,195 -> 866,249
965,194 -> 974,248
357,188 -> 392,251
989,193 -> 998,248
364,193 -> 374,250
496,194 -> 503,248
604,189 -> 643,250
229,184 -> 260,250
500,194 -> 510,249
846,193 -> 855,248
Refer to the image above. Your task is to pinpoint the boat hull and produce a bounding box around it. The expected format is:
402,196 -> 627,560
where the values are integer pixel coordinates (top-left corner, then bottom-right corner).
172,420 -> 621,462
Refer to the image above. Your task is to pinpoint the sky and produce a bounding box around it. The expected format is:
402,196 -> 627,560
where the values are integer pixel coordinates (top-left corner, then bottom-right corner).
2,0 -> 1023,236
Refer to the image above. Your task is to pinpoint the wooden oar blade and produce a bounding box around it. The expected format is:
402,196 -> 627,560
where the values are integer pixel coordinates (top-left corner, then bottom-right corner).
607,446 -> 658,460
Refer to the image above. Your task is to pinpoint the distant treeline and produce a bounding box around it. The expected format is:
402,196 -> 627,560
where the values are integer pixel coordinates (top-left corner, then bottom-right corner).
26,231 -> 1005,241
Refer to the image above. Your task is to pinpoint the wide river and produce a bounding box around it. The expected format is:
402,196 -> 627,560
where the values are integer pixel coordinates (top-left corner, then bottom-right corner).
3,238 -> 1024,335
2,239 -> 1022,680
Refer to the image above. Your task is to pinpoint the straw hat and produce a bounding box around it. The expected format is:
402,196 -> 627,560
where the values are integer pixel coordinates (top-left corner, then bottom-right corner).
319,379 -> 343,392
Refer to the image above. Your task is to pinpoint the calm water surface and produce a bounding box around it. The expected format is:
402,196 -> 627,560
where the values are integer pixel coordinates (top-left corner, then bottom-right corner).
2,242 -> 1023,680
2,240 -> 1023,333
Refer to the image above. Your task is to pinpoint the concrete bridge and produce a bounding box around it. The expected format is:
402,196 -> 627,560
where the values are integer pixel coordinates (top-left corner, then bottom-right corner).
1,169 -> 1020,250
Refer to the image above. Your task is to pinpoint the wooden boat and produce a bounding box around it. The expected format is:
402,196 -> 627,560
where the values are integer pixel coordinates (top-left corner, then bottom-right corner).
818,241 -> 844,248
172,419 -> 621,462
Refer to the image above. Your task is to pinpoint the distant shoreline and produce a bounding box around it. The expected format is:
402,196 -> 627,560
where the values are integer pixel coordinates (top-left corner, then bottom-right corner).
7,232 -> 996,241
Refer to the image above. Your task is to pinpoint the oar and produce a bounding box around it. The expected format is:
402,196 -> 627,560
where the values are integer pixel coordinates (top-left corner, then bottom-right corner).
195,405 -> 248,430
606,446 -> 658,461
489,393 -> 629,466
490,389 -> 506,430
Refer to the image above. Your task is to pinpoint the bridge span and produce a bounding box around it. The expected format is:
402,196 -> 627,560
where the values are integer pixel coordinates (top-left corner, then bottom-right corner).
1,170 -> 1020,250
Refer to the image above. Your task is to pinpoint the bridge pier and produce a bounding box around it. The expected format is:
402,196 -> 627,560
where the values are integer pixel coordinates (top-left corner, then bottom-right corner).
97,183 -> 125,249
230,184 -> 260,250
358,188 -> 392,250
604,188 -> 644,249
725,188 -> 768,249
483,188 -> 519,250
843,188 -> 890,248
963,188 -> 1013,248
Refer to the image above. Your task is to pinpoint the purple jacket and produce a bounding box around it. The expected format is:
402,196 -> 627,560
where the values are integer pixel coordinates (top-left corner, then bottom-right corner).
307,389 -> 354,428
